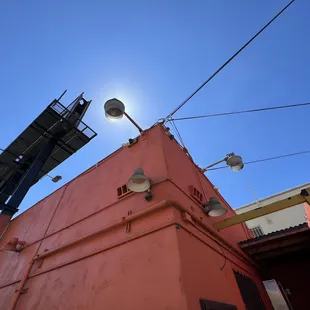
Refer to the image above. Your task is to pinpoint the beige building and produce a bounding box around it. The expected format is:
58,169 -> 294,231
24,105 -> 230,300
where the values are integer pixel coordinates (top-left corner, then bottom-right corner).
235,183 -> 310,237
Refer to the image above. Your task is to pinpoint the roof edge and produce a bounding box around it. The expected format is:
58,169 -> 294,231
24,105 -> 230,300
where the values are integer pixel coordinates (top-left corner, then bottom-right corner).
237,182 -> 310,211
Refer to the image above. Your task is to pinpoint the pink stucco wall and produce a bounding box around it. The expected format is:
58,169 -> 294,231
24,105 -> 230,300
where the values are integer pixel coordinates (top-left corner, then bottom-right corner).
0,124 -> 271,309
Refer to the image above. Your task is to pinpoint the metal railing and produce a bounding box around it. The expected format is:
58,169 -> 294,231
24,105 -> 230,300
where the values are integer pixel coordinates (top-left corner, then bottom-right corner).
49,99 -> 97,139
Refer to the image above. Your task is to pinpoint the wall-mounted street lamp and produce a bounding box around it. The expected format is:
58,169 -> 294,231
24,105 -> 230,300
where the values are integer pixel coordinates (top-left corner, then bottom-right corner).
127,168 -> 150,192
127,168 -> 153,201
200,153 -> 244,173
203,197 -> 227,217
104,98 -> 143,133
46,174 -> 62,183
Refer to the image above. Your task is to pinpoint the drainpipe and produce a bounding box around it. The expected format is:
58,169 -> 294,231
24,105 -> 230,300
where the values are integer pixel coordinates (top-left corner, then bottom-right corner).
9,262 -> 34,310
9,200 -> 171,310
33,199 -> 253,264
34,200 -> 170,260
10,199 -> 256,309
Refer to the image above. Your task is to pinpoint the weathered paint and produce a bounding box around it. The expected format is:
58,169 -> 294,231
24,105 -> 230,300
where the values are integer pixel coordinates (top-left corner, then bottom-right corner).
0,124 -> 272,309
176,223 -> 272,310
19,227 -> 187,310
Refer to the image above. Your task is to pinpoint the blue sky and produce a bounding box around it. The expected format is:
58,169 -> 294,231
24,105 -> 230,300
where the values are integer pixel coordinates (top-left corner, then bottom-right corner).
1,0 -> 309,215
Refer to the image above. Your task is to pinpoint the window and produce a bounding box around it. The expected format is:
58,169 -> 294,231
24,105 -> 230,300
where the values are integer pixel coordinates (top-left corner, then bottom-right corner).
200,299 -> 237,310
251,226 -> 264,237
234,271 -> 265,310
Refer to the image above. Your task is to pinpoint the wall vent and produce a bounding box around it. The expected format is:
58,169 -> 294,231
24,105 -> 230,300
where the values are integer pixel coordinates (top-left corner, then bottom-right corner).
117,184 -> 132,199
189,185 -> 204,203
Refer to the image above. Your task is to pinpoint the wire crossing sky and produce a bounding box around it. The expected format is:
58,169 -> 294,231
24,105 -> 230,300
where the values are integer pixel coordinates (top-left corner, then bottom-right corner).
0,0 -> 309,214
165,0 -> 296,119
207,150 -> 310,171
171,102 -> 310,121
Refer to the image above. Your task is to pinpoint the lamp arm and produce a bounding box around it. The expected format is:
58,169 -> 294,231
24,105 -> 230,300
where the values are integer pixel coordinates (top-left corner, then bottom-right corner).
200,157 -> 227,172
124,112 -> 143,133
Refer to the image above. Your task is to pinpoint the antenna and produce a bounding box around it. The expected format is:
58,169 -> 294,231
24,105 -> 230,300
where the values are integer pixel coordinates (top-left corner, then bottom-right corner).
247,184 -> 273,224
247,184 -> 261,207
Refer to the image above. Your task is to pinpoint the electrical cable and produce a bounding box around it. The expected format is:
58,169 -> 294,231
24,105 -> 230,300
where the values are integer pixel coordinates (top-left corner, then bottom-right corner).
170,102 -> 310,121
207,150 -> 310,171
165,0 -> 296,120
195,166 -> 208,201
170,118 -> 186,148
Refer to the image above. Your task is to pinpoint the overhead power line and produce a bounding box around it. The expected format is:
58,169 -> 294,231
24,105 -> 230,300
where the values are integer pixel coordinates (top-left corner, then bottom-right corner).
208,150 -> 310,171
165,0 -> 296,120
170,118 -> 186,148
171,102 -> 310,121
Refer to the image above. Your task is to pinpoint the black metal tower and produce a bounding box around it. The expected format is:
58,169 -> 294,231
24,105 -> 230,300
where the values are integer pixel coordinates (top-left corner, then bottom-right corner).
0,91 -> 97,218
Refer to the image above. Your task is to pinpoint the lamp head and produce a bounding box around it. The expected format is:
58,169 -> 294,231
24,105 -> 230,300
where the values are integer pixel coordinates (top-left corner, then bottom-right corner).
127,168 -> 150,192
104,98 -> 125,120
51,175 -> 62,183
226,153 -> 244,172
203,197 -> 227,217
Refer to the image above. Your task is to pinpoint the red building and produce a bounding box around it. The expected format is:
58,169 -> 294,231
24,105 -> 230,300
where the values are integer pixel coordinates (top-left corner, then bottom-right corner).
0,124 -> 272,309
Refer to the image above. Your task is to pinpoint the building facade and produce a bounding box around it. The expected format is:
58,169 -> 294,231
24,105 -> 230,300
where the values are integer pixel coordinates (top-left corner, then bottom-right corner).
235,183 -> 309,237
0,124 -> 272,310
